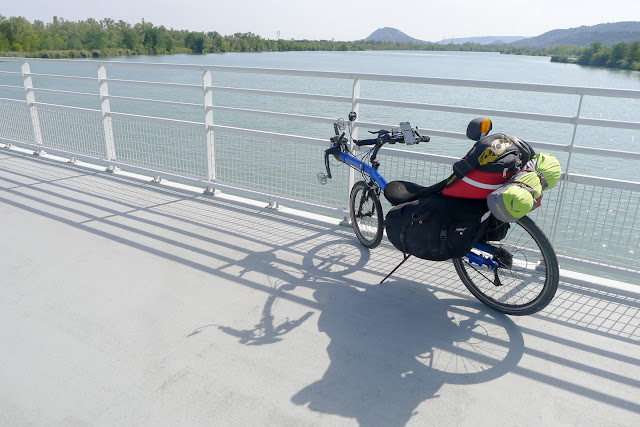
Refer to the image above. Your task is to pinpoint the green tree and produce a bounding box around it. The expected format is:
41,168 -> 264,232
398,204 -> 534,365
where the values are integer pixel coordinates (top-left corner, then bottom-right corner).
578,41 -> 602,65
121,28 -> 139,50
0,16 -> 37,51
185,32 -> 206,53
213,32 -> 230,52
139,23 -> 160,53
629,41 -> 640,63
609,42 -> 627,65
84,26 -> 107,50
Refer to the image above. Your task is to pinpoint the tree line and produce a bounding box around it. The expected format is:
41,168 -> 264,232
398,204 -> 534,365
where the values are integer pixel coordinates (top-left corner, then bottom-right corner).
547,41 -> 640,71
575,41 -> 640,70
0,15 -> 502,57
0,15 -> 507,57
1,15 -> 639,73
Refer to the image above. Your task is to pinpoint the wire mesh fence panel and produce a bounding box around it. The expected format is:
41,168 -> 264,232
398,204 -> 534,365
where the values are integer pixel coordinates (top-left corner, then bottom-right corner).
112,117 -> 207,179
36,106 -> 107,158
0,100 -> 35,144
552,181 -> 640,271
376,151 -> 454,213
214,129 -> 350,211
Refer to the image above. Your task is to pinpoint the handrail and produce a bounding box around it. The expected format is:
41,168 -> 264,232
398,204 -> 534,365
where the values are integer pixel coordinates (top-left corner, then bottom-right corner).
23,72 -> 98,83
575,117 -> 640,131
104,95 -> 202,109
31,101 -> 101,114
208,85 -> 352,103
568,173 -> 640,191
109,111 -> 202,128
1,57 -> 638,279
106,78 -> 201,90
205,105 -> 338,124
30,87 -> 99,98
0,97 -> 29,105
358,97 -> 575,124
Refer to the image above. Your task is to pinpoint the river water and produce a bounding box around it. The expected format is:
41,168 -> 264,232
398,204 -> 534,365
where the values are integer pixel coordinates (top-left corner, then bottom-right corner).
2,50 -> 639,179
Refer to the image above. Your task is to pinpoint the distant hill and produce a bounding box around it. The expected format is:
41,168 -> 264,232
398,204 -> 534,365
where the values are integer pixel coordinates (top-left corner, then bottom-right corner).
363,22 -> 640,49
510,21 -> 640,48
363,27 -> 428,44
438,36 -> 527,45
363,28 -> 527,46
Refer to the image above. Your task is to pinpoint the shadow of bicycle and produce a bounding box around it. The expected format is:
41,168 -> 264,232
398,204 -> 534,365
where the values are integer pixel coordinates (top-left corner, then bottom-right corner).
217,238 -> 524,426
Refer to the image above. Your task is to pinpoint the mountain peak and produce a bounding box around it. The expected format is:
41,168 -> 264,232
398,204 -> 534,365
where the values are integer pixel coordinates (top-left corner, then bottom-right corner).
364,27 -> 427,44
511,21 -> 640,48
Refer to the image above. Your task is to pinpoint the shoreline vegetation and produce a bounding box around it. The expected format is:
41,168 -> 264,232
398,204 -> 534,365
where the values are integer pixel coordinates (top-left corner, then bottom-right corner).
1,16 -> 639,71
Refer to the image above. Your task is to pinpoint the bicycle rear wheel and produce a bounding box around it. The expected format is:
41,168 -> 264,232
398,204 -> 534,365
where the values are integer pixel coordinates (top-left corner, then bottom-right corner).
349,180 -> 383,248
452,216 -> 559,316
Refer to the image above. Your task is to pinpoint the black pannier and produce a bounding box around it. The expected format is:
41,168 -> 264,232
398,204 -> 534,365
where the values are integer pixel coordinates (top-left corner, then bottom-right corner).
385,193 -> 489,261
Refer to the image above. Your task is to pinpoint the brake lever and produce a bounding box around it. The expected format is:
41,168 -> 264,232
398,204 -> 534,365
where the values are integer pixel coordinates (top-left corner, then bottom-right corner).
324,149 -> 332,179
324,145 -> 342,180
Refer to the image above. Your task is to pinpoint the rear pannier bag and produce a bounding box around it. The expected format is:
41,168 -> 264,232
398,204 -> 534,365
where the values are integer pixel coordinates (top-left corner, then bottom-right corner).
385,193 -> 489,261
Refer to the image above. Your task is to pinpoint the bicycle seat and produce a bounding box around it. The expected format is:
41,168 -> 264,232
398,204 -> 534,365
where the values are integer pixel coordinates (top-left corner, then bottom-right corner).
384,180 -> 447,206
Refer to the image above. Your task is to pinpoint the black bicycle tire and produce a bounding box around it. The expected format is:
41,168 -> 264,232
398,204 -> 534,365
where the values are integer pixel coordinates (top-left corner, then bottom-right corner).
452,216 -> 559,316
349,181 -> 384,249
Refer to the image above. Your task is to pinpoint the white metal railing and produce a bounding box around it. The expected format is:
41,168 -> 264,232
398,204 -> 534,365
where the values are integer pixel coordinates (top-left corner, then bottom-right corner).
0,57 -> 639,281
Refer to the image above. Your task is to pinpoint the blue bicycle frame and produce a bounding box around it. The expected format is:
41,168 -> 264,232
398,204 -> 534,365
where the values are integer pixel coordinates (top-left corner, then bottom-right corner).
336,148 -> 499,270
339,151 -> 388,191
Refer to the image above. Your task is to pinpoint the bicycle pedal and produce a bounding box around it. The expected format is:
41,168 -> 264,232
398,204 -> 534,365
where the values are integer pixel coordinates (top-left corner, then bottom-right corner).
317,172 -> 328,185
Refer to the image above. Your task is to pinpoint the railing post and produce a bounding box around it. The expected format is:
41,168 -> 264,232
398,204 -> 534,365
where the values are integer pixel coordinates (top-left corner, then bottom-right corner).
549,93 -> 584,245
21,62 -> 44,154
202,69 -> 218,195
97,65 -> 118,171
341,78 -> 360,224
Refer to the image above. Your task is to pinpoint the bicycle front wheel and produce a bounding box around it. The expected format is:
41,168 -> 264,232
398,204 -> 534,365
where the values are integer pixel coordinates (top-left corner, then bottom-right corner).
452,216 -> 559,316
349,181 -> 383,249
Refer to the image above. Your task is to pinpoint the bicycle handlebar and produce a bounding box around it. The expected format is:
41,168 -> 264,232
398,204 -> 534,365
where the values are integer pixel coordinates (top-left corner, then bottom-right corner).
353,128 -> 430,146
323,120 -> 430,180
353,134 -> 430,146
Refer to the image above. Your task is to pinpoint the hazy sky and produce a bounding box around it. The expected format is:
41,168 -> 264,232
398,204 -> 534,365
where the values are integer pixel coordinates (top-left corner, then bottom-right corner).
2,0 -> 639,42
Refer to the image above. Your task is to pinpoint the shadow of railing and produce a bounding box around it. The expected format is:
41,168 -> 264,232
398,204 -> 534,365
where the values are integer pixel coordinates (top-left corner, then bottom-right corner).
1,149 -> 639,421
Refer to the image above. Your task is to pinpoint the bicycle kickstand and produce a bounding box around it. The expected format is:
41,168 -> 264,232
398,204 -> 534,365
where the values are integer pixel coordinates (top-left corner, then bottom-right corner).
380,254 -> 411,284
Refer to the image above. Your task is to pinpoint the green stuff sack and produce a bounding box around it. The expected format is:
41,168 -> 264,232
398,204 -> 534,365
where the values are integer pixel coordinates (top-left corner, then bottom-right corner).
487,152 -> 562,223
526,152 -> 562,190
487,170 -> 542,222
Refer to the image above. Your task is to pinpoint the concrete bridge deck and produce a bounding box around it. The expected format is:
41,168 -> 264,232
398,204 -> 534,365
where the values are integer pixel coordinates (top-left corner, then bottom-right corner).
1,148 -> 639,426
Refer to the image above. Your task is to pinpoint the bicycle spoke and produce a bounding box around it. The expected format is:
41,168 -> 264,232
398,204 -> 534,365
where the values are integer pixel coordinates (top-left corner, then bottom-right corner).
350,181 -> 383,248
453,216 -> 558,316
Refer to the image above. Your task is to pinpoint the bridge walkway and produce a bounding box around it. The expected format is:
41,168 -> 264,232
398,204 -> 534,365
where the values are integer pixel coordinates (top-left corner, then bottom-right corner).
1,148 -> 639,425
